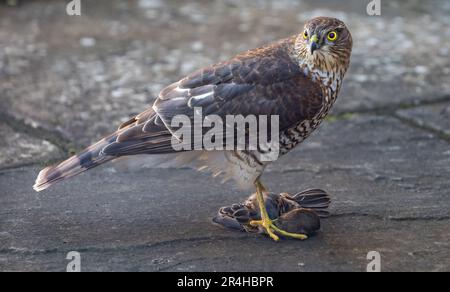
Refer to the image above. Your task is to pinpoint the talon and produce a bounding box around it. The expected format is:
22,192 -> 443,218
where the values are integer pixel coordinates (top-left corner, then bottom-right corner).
272,224 -> 308,240
249,219 -> 279,241
267,230 -> 280,241
249,220 -> 262,227
249,216 -> 308,241
249,179 -> 311,241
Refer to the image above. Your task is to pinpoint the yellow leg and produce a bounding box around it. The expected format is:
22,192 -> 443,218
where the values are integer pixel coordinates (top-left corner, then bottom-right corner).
249,179 -> 308,241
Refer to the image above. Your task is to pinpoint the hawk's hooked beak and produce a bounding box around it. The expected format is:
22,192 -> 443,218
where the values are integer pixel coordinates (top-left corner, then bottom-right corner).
310,34 -> 320,54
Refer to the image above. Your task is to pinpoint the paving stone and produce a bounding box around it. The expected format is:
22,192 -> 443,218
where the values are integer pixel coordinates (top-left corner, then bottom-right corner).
396,102 -> 450,137
0,123 -> 61,169
0,115 -> 448,272
1,217 -> 448,272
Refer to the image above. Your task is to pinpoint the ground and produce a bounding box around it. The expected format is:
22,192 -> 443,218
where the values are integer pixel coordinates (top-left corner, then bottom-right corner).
0,0 -> 449,272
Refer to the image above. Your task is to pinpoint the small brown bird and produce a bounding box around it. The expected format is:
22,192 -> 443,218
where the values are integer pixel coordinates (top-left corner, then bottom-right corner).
34,17 -> 352,241
213,189 -> 331,236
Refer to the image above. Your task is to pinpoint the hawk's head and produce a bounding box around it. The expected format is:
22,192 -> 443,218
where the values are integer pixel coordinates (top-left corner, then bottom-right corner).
296,17 -> 353,73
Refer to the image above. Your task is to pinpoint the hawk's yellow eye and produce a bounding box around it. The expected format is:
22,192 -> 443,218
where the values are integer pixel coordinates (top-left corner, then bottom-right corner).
327,31 -> 338,41
303,31 -> 308,39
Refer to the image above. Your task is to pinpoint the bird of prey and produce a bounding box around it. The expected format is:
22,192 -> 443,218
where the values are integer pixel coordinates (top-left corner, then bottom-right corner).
213,189 -> 331,236
34,17 -> 353,241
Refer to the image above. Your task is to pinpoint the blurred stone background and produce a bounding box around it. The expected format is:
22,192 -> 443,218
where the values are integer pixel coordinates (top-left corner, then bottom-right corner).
0,0 -> 449,272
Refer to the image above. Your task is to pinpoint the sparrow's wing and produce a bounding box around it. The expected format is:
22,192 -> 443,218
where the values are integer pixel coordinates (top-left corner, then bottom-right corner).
212,204 -> 250,232
214,193 -> 324,236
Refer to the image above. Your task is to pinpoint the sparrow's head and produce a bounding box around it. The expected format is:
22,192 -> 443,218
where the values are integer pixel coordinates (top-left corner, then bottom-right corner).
296,17 -> 353,72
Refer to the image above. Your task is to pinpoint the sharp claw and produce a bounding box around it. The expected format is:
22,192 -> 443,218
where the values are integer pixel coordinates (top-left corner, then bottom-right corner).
272,224 -> 308,240
251,180 -> 310,241
249,220 -> 262,227
267,230 -> 280,241
250,219 -> 307,241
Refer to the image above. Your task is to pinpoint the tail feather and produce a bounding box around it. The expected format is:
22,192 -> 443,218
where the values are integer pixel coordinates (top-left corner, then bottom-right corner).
33,134 -> 117,192
291,189 -> 332,218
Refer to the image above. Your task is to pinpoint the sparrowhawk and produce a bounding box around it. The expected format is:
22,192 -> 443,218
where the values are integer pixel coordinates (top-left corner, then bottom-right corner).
34,17 -> 353,241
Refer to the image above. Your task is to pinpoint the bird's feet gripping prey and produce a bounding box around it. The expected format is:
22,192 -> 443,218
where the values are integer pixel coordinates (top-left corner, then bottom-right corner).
250,181 -> 308,241
213,181 -> 331,241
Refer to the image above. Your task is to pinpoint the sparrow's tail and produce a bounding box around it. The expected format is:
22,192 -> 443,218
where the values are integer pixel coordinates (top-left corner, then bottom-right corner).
292,189 -> 332,218
33,134 -> 118,192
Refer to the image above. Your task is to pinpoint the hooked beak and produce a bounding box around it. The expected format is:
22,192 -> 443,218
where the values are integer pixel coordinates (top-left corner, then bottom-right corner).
310,34 -> 319,54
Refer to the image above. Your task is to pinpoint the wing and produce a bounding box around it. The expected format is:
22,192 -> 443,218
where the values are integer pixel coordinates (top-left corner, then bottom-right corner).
103,37 -> 324,156
153,37 -> 324,134
102,107 -> 176,156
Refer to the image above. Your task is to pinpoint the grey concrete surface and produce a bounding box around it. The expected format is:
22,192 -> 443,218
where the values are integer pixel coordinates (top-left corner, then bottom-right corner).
1,115 -> 449,272
397,102 -> 450,138
0,0 -> 450,272
0,123 -> 61,168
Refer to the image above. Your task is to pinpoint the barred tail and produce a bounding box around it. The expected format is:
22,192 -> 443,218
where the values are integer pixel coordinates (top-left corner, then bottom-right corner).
292,189 -> 332,218
33,134 -> 118,192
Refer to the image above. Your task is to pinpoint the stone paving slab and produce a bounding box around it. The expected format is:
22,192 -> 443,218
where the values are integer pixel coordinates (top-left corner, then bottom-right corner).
0,123 -> 62,169
0,115 -> 448,272
1,216 -> 448,272
396,102 -> 450,138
